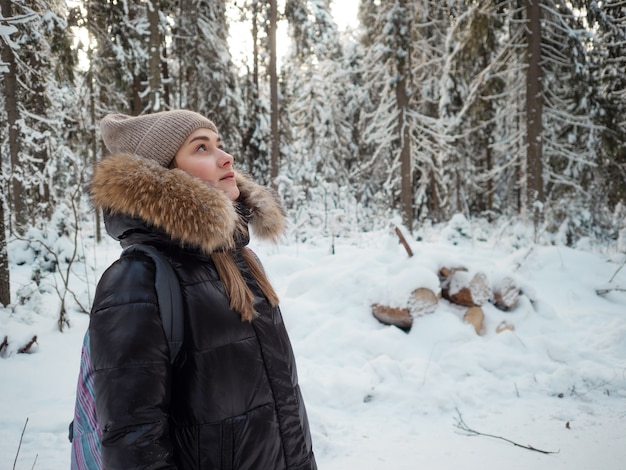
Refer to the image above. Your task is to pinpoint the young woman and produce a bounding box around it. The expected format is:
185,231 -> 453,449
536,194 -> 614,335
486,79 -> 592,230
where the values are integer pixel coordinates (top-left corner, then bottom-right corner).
82,110 -> 316,469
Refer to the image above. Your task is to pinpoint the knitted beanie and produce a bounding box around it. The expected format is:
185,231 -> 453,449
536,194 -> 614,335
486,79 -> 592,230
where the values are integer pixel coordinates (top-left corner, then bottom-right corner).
99,110 -> 218,167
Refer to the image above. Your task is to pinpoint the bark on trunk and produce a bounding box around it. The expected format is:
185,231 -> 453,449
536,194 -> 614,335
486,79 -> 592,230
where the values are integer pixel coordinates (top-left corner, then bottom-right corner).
397,74 -> 413,229
525,0 -> 544,228
0,165 -> 10,306
269,0 -> 279,184
147,0 -> 162,111
30,56 -> 51,220
0,0 -> 27,234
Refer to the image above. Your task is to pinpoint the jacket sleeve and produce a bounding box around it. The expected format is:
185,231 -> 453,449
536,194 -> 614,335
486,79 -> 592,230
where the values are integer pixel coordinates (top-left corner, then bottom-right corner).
89,254 -> 177,469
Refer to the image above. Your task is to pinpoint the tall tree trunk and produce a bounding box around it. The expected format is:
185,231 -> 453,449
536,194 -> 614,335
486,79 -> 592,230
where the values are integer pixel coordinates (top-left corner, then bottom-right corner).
397,74 -> 412,229
269,0 -> 279,184
525,0 -> 544,228
131,75 -> 142,115
86,1 -> 101,242
0,150 -> 10,306
30,57 -> 51,221
0,0 -> 27,234
244,1 -> 260,172
426,99 -> 441,220
147,0 -> 162,111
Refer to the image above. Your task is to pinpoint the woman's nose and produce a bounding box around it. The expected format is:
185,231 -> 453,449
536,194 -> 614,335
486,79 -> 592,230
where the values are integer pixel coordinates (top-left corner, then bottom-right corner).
218,149 -> 234,166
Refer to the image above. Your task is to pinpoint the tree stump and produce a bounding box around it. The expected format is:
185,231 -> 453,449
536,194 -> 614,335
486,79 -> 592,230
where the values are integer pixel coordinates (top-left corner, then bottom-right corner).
492,277 -> 520,311
464,306 -> 484,335
407,287 -> 438,318
440,268 -> 491,307
371,304 -> 412,332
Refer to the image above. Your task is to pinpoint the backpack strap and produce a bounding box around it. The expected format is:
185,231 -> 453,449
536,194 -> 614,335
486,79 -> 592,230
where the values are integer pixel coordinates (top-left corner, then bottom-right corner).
122,244 -> 184,363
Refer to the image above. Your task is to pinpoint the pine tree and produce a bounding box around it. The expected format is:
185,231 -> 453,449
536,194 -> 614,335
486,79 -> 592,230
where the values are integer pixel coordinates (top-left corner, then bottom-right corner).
87,0 -> 151,114
358,0 -> 450,228
171,0 -> 243,150
282,0 -> 362,232
587,1 -> 626,218
443,2 -> 509,220
235,0 -> 277,184
0,0 -> 77,232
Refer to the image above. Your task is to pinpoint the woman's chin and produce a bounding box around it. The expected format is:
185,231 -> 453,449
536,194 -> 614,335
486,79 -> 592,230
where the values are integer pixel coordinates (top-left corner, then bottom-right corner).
224,185 -> 240,201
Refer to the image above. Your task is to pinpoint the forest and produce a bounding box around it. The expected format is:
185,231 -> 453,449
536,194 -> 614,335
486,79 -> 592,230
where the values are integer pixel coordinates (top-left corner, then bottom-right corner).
0,0 -> 625,309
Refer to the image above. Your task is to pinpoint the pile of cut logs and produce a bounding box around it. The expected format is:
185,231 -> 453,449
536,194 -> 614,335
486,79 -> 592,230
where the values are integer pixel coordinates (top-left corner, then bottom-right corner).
371,229 -> 521,334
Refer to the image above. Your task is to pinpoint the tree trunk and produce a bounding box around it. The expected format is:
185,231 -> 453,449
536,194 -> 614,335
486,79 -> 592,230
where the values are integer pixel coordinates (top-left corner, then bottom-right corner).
269,0 -> 279,184
0,152 -> 10,306
525,0 -> 544,229
0,0 -> 27,234
397,73 -> 413,229
131,74 -> 142,115
30,55 -> 51,221
147,0 -> 162,111
86,19 -> 102,242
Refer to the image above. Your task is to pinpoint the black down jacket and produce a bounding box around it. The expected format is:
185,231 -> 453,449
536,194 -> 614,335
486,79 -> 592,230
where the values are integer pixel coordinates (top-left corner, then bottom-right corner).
89,154 -> 316,469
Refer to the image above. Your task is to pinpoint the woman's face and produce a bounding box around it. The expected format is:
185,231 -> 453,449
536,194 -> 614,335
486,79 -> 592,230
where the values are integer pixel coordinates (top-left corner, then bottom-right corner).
174,128 -> 240,201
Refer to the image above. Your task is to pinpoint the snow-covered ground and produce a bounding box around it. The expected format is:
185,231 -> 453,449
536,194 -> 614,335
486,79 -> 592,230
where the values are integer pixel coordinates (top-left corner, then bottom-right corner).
2,216 -> 626,469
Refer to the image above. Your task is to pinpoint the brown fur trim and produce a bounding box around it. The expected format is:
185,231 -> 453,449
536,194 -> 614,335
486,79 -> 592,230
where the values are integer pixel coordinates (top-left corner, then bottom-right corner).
91,154 -> 285,253
90,154 -> 224,252
236,172 -> 286,242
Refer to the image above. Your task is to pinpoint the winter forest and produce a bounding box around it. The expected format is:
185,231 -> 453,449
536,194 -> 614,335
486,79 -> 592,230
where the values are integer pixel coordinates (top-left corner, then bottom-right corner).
0,0 -> 625,310
1,1 -> 626,468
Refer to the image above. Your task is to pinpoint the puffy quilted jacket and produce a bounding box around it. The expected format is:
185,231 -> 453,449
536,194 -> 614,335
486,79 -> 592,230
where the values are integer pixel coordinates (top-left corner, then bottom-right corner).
89,154 -> 316,469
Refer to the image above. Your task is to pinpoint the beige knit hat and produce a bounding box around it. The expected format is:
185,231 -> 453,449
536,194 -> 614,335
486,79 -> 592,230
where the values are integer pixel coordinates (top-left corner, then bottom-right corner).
100,110 -> 219,167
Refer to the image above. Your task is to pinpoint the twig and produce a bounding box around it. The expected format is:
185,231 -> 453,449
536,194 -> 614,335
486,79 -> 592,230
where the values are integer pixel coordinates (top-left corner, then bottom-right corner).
596,287 -> 626,296
13,417 -> 29,470
608,257 -> 626,284
453,408 -> 559,455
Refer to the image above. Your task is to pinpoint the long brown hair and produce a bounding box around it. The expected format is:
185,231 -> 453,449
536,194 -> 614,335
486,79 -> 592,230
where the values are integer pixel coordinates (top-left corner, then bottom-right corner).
211,248 -> 279,321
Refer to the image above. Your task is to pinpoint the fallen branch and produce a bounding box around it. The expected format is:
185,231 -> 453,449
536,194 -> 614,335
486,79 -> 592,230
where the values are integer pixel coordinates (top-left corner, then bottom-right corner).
394,226 -> 413,257
608,257 -> 626,284
453,408 -> 559,455
13,417 -> 29,470
596,287 -> 626,296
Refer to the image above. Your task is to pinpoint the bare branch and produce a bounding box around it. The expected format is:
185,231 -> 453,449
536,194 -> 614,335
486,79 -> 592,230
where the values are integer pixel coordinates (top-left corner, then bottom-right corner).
394,226 -> 413,257
13,417 -> 29,470
596,287 -> 626,296
608,257 -> 626,284
453,408 -> 559,455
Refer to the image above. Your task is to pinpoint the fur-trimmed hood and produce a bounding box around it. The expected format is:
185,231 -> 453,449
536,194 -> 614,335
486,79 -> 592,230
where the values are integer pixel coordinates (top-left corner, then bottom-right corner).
90,153 -> 286,253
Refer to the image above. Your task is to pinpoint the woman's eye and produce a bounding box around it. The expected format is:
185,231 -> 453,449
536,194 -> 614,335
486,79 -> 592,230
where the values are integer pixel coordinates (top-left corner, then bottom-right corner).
196,144 -> 207,152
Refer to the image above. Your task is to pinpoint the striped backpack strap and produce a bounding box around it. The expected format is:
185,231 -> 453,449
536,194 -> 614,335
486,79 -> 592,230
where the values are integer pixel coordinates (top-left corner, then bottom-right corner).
69,244 -> 184,469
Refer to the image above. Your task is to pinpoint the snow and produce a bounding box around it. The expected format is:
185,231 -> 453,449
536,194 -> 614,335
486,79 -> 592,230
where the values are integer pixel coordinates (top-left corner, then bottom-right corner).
1,217 -> 626,469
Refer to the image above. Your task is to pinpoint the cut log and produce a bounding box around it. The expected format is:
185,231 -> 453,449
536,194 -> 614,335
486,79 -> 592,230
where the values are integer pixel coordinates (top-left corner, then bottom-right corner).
371,303 -> 412,332
440,268 -> 491,307
493,277 -> 520,311
496,321 -> 515,334
464,307 -> 484,335
407,287 -> 438,318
